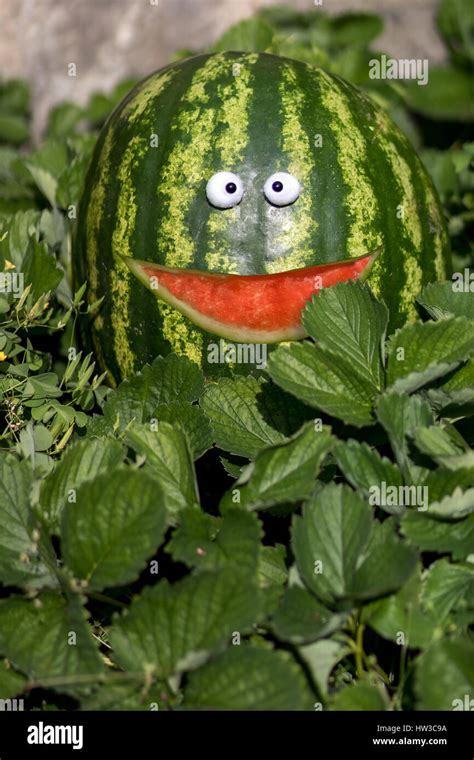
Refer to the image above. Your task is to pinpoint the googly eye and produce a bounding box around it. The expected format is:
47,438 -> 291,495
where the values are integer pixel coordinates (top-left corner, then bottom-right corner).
206,171 -> 244,209
264,172 -> 300,207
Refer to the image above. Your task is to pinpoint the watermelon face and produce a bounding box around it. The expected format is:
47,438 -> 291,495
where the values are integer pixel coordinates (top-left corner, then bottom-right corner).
74,52 -> 450,385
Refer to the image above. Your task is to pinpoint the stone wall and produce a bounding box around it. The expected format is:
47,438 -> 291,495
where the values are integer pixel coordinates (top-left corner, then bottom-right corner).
0,0 -> 445,136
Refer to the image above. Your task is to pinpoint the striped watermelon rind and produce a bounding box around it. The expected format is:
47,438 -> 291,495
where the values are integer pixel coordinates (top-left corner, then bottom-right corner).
74,51 -> 450,386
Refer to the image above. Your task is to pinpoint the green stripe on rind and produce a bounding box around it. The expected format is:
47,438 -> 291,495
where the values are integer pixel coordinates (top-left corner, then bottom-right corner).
420,167 -> 450,282
372,107 -> 423,320
123,62 -> 200,371
110,135 -> 148,378
120,68 -> 176,124
159,53 -> 229,269
333,79 -> 428,323
205,53 -> 258,274
84,127 -> 115,312
154,54 -> 239,364
214,54 -> 259,166
347,84 -> 449,321
317,69 -> 381,258
267,64 -> 318,273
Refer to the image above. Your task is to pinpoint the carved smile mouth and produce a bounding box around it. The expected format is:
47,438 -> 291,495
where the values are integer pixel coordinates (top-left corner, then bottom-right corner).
122,247 -> 381,344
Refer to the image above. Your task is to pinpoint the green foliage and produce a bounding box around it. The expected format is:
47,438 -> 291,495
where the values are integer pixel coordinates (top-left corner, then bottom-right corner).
183,646 -> 313,710
0,0 -> 472,714
109,569 -> 262,678
60,469 -> 168,590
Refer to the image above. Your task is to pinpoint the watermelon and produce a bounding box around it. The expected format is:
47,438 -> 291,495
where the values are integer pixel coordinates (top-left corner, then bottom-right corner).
74,51 -> 450,386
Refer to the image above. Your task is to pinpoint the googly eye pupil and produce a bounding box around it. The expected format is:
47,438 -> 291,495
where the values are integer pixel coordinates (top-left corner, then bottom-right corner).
225,182 -> 237,194
272,181 -> 283,193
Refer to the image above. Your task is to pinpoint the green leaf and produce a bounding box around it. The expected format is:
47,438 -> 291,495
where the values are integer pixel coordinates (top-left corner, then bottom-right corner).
0,115 -> 29,145
419,466 -> 474,505
0,79 -> 30,114
22,141 -> 69,205
0,209 -> 39,269
330,682 -> 389,711
403,66 -> 474,121
125,421 -> 198,519
166,507 -> 217,566
376,393 -> 433,474
402,511 -> 474,560
109,569 -> 262,678
428,450 -> 474,473
56,154 -> 92,209
257,544 -> 288,613
416,638 -> 474,710
211,18 -> 275,53
39,437 -> 124,529
417,281 -> 474,320
366,560 -> 474,648
271,585 -> 344,644
298,639 -> 347,700
0,661 -> 26,699
365,565 -> 437,649
334,439 -> 403,505
90,355 -> 204,434
219,454 -> 245,478
330,12 -> 384,46
302,281 -> 388,391
386,317 -> 474,393
411,426 -> 473,478
24,372 -> 62,399
81,681 -> 167,711
268,341 -> 375,427
201,376 -> 286,458
32,424 -> 53,452
61,469 -> 167,590
422,558 -> 474,622
225,423 -> 333,510
184,646 -> 311,710
351,519 -> 419,600
412,423 -> 464,457
167,506 -> 261,576
428,359 -> 474,417
428,370 -> 474,420
437,0 -> 474,67
420,149 -> 458,201
45,102 -> 84,139
0,454 -> 56,588
0,593 -> 103,695
22,239 -> 63,301
293,484 -> 417,607
152,402 -> 212,459
440,359 -> 474,393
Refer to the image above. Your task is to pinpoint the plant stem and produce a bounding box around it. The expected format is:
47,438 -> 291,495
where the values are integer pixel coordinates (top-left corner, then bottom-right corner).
355,621 -> 365,679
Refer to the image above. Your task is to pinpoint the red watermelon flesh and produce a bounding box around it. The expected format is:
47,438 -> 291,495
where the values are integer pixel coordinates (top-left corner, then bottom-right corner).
123,248 -> 379,343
